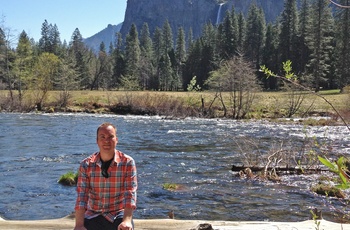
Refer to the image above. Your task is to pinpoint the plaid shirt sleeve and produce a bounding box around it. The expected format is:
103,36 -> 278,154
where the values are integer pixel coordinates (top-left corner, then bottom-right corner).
123,156 -> 137,210
75,160 -> 90,211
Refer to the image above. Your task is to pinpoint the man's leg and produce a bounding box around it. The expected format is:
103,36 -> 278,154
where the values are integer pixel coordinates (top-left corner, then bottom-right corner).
84,215 -> 133,230
84,215 -> 118,230
113,211 -> 134,230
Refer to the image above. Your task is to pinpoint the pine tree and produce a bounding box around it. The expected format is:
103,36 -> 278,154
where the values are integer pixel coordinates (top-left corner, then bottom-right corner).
218,7 -> 238,59
153,27 -> 163,63
306,0 -> 334,91
90,41 -> 112,90
158,54 -> 173,90
0,25 -> 16,100
140,23 -> 154,89
174,27 -> 186,90
140,23 -> 153,50
50,24 -> 62,56
108,42 -> 114,56
38,20 -> 51,53
201,23 -> 217,48
237,12 -> 246,52
335,0 -> 350,90
244,4 -> 266,69
279,0 -> 299,68
99,42 -> 106,53
162,20 -> 177,89
0,27 -> 7,86
152,27 -> 163,90
187,28 -> 194,52
69,28 -> 90,89
112,32 -> 125,88
295,0 -> 311,75
199,23 -> 217,89
162,20 -> 174,56
175,27 -> 186,68
261,23 -> 279,89
37,21 -> 62,55
15,31 -> 34,102
125,23 -> 141,89
183,40 -> 202,90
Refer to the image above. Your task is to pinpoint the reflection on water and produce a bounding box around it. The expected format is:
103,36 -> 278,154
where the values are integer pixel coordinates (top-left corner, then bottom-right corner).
0,113 -> 349,222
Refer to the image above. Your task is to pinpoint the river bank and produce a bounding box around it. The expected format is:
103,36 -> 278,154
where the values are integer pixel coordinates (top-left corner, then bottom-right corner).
1,215 -> 350,230
1,90 -> 349,124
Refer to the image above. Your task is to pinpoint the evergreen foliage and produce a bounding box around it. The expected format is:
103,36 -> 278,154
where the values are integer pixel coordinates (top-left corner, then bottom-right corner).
0,1 -> 349,101
279,0 -> 299,68
335,0 -> 350,90
244,4 -> 266,69
306,0 -> 335,91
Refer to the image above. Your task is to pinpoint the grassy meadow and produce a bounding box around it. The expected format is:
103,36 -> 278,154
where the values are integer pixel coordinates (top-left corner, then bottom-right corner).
0,89 -> 349,122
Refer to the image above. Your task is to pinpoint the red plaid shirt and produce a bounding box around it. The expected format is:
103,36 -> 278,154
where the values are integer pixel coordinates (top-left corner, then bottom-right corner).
75,150 -> 137,222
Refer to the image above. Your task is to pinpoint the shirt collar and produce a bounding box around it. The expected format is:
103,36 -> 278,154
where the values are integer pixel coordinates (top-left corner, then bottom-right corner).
89,150 -> 121,164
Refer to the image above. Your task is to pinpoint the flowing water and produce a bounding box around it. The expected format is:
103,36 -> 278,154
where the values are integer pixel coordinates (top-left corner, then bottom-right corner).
216,3 -> 224,25
0,113 -> 349,222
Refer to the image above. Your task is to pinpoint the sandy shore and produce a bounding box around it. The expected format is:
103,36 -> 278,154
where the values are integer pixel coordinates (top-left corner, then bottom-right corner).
1,215 -> 350,230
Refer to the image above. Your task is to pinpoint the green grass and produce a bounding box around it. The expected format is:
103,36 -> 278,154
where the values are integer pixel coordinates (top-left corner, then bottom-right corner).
63,90 -> 348,111
162,183 -> 179,191
1,89 -> 349,119
311,183 -> 345,199
58,171 -> 78,186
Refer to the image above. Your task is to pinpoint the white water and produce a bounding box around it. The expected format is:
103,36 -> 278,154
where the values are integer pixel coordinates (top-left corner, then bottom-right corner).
216,3 -> 224,25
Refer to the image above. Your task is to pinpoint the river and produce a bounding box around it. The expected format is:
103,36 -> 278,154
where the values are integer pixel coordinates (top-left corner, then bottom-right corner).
0,113 -> 349,222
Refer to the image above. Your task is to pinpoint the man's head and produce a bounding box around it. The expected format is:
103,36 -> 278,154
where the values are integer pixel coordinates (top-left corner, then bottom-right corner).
96,122 -> 118,157
97,122 -> 117,137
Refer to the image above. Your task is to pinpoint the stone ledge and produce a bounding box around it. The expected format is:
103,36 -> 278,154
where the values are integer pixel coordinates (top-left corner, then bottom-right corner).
1,216 -> 349,230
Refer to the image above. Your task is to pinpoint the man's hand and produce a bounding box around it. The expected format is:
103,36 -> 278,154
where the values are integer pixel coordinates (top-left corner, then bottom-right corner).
118,207 -> 134,230
118,220 -> 133,230
74,209 -> 87,230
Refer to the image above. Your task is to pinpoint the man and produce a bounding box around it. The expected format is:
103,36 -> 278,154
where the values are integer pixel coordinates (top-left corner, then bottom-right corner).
74,122 -> 137,230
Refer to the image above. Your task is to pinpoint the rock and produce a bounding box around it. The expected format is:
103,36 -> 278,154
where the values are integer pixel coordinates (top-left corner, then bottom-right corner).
191,223 -> 214,230
121,0 -> 285,40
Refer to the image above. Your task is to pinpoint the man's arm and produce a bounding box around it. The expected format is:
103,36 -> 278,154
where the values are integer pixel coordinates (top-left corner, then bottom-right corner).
118,207 -> 133,230
118,157 -> 137,230
74,208 -> 87,230
74,163 -> 89,230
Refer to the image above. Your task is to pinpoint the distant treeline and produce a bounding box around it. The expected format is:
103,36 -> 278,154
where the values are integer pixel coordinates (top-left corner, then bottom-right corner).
0,0 -> 349,95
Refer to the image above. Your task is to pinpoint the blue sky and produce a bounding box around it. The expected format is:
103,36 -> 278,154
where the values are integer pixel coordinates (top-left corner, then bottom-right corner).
1,0 -> 127,43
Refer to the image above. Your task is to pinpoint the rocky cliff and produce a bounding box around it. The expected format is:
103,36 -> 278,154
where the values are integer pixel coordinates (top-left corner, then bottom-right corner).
84,23 -> 122,53
120,0 -> 285,39
121,0 -> 217,39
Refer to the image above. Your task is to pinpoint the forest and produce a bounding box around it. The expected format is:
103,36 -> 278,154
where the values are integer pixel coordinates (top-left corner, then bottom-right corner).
0,0 -> 350,112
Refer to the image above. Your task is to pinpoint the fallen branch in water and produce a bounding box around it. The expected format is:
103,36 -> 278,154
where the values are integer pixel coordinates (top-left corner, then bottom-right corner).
231,164 -> 329,174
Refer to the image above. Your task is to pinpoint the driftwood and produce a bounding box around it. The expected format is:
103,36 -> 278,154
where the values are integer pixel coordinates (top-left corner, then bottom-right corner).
231,164 -> 329,174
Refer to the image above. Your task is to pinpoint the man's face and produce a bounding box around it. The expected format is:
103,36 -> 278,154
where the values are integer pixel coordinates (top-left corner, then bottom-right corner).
97,125 -> 118,153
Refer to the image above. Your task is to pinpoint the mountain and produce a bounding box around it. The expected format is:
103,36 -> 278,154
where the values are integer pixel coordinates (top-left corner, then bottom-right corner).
83,23 -> 122,53
120,0 -> 285,39
84,0 -> 286,52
